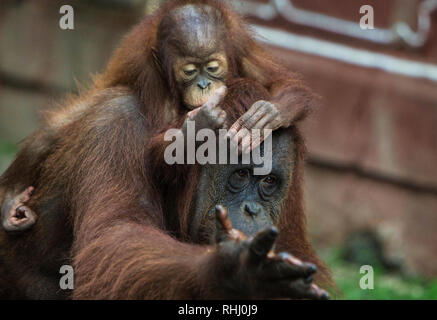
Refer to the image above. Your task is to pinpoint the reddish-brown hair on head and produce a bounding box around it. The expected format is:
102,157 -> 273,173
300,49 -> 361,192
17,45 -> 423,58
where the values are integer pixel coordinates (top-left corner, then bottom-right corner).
220,78 -> 271,124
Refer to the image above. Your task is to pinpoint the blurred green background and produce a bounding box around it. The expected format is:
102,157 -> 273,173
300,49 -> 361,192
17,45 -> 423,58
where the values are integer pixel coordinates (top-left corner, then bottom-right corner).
0,141 -> 17,175
323,248 -> 437,299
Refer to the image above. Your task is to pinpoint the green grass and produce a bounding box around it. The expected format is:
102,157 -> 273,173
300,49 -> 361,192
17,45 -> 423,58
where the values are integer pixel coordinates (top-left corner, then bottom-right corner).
322,247 -> 437,300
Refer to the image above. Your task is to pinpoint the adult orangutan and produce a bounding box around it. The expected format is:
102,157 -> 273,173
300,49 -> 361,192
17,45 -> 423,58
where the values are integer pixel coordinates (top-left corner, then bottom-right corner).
0,0 -> 330,299
0,75 -> 331,299
1,0 -> 317,232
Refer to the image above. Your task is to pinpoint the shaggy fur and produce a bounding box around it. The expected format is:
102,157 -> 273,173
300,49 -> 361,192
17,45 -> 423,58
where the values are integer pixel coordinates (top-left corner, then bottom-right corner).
0,0 -> 329,299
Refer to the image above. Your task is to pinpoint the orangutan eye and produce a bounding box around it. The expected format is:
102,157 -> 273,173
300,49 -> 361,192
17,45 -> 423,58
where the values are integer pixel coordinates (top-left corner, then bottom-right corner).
183,64 -> 197,77
206,61 -> 220,74
228,168 -> 250,192
259,175 -> 279,199
263,176 -> 276,185
184,69 -> 196,76
237,169 -> 249,178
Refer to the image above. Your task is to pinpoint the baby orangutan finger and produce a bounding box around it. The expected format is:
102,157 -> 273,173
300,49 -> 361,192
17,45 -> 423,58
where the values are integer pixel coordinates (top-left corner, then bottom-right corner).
3,205 -> 37,232
228,100 -> 263,134
187,107 -> 202,119
231,127 -> 250,151
217,110 -> 227,129
252,129 -> 273,152
16,186 -> 34,204
203,86 -> 227,110
2,186 -> 38,232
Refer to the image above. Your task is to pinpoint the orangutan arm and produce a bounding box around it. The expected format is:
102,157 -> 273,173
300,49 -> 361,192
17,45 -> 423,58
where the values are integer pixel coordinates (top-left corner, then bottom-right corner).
72,209 -> 327,300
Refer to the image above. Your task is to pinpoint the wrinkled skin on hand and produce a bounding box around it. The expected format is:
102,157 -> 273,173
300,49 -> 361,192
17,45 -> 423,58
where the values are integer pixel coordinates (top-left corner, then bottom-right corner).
213,205 -> 329,300
227,100 -> 282,153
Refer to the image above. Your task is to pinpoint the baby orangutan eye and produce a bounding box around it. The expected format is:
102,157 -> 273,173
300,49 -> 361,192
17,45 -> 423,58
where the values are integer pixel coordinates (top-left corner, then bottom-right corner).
183,64 -> 197,77
206,61 -> 220,74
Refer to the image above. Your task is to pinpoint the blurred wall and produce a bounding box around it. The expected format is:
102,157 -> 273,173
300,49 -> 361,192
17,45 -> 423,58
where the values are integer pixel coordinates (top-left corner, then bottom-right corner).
0,0 -> 436,277
238,0 -> 437,277
0,0 -> 150,173
0,0 -> 148,143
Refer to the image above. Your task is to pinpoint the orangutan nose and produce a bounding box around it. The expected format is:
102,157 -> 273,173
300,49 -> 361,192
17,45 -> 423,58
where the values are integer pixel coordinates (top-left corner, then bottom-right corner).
242,201 -> 261,217
197,78 -> 211,89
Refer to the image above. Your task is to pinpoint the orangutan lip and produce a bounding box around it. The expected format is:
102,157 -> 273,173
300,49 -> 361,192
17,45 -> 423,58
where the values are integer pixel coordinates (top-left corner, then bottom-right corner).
189,104 -> 202,109
186,98 -> 210,109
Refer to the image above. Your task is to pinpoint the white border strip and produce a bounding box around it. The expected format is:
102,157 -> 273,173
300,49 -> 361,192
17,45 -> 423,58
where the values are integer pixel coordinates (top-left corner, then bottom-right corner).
252,24 -> 437,83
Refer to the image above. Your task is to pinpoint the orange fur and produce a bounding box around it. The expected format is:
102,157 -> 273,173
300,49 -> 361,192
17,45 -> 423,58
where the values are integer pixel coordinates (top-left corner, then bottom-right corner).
0,0 -> 329,299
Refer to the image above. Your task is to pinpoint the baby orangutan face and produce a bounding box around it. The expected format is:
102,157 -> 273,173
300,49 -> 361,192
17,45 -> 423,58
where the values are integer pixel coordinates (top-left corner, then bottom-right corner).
158,4 -> 230,109
173,52 -> 229,109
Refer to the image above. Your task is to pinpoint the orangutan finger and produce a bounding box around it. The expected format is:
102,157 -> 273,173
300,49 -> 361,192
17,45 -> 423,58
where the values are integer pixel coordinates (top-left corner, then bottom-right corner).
16,186 -> 35,203
228,100 -> 265,135
203,86 -> 227,110
215,205 -> 232,233
249,226 -> 278,262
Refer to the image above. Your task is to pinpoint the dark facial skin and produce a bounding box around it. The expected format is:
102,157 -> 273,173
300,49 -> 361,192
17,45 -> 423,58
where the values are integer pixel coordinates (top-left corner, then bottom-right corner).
165,5 -> 229,109
188,129 -> 329,300
190,129 -> 295,243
